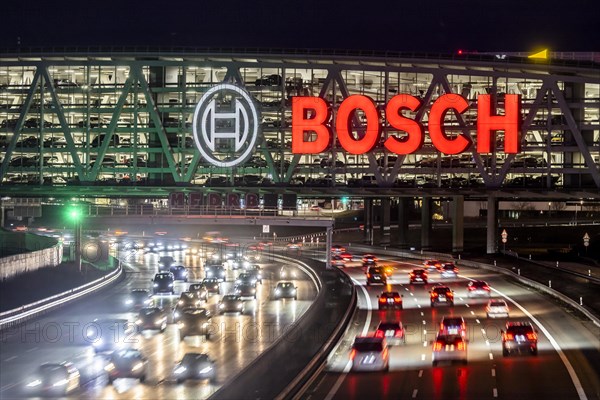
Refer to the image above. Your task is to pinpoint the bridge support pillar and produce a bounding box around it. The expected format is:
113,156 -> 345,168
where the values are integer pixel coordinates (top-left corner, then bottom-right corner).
380,198 -> 391,246
486,196 -> 498,254
397,197 -> 409,249
364,198 -> 373,245
452,196 -> 464,253
421,197 -> 432,250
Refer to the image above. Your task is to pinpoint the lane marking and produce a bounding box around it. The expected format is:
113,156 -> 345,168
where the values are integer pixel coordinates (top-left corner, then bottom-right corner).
418,370 -> 423,377
489,353 -> 494,360
412,389 -> 418,398
26,347 -> 37,353
493,388 -> 498,397
421,354 -> 426,361
423,341 -> 427,347
465,304 -> 470,308
491,286 -> 589,400
476,319 -> 481,324
420,312 -> 424,316
325,276 -> 373,400
491,368 -> 496,377
470,311 -> 475,315
4,356 -> 17,362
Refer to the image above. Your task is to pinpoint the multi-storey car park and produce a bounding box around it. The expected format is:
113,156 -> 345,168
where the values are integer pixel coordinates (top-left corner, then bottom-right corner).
0,48 -> 599,252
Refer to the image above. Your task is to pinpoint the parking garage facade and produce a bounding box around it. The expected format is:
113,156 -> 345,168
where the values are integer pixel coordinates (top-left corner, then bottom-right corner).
0,49 -> 599,252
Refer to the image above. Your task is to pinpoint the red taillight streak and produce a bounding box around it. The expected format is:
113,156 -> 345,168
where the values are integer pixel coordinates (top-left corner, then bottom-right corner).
504,333 -> 514,340
379,298 -> 386,303
375,330 -> 384,338
382,348 -> 388,359
350,349 -> 357,360
395,330 -> 404,338
434,342 -> 443,351
457,342 -> 465,351
526,333 -> 537,341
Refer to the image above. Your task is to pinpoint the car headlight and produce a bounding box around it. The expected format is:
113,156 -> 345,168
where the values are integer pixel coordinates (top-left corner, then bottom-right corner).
53,379 -> 68,387
125,299 -> 133,305
136,319 -> 143,325
238,303 -> 243,308
104,362 -> 115,372
174,366 -> 187,374
202,322 -> 209,328
153,283 -> 159,287
199,366 -> 213,374
178,300 -> 183,305
168,283 -> 173,287
219,304 -> 224,309
275,289 -> 281,295
144,299 -> 152,304
174,312 -> 180,318
27,379 -> 41,387
178,322 -> 185,329
291,289 -> 296,294
131,362 -> 144,372
155,318 -> 165,324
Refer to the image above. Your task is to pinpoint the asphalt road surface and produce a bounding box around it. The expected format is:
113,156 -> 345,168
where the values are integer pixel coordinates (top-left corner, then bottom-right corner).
0,241 -> 318,399
303,253 -> 600,400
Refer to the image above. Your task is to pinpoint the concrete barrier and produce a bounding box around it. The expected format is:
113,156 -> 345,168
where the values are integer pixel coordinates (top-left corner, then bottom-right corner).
0,232 -> 63,280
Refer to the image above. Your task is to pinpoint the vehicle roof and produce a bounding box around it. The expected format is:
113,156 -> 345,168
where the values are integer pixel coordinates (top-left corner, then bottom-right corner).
435,334 -> 465,343
354,336 -> 385,344
441,316 -> 464,323
432,286 -> 451,292
381,291 -> 400,297
377,321 -> 402,329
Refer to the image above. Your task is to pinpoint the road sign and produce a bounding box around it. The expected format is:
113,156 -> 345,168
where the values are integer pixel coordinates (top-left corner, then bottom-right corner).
262,225 -> 270,233
583,233 -> 590,247
501,229 -> 508,243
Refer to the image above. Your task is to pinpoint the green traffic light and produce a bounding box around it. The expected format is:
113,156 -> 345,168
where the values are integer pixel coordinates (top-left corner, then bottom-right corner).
68,207 -> 82,222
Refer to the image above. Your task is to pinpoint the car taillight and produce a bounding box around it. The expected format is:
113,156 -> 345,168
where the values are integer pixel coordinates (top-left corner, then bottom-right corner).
394,296 -> 401,302
409,273 -> 414,277
526,333 -> 537,341
375,330 -> 384,338
395,329 -> 404,338
379,297 -> 386,303
468,286 -> 474,291
367,274 -> 372,278
431,292 -> 438,297
504,333 -> 514,340
483,286 -> 490,290
457,341 -> 465,351
434,342 -> 443,351
448,292 -> 454,298
350,349 -> 357,360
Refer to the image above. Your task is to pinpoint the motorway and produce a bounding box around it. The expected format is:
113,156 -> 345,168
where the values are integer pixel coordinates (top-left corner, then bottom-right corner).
0,240 -> 318,399
303,254 -> 600,400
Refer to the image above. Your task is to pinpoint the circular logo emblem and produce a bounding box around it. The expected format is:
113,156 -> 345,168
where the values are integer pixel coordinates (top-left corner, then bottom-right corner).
192,83 -> 259,168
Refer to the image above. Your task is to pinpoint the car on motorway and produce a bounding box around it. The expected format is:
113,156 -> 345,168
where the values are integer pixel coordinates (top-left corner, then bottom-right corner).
205,264 -> 226,282
86,318 -> 135,353
440,262 -> 458,278
235,272 -> 258,287
201,277 -> 221,294
350,336 -> 389,372
502,322 -> 538,356
173,292 -> 202,321
409,268 -> 428,284
125,289 -> 153,309
173,353 -> 217,383
439,316 -> 466,337
432,334 -> 468,366
152,272 -> 175,295
273,281 -> 298,300
331,244 -> 345,253
430,285 -> 454,307
331,255 -> 346,267
26,363 -> 80,396
366,265 -> 387,286
287,241 -> 302,250
486,299 -> 510,318
279,265 -> 297,279
340,251 -> 353,261
158,255 -> 175,269
218,295 -> 245,314
227,257 -> 249,270
244,264 -> 263,284
423,259 -> 441,271
104,349 -> 148,383
135,307 -> 168,332
377,291 -> 403,310
374,321 -> 405,345
234,283 -> 257,299
169,264 -> 189,282
467,280 -> 491,297
362,254 -> 378,264
178,308 -> 212,340
188,283 -> 209,301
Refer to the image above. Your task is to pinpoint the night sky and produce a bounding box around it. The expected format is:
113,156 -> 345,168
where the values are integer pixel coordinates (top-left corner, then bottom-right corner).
1,0 -> 599,53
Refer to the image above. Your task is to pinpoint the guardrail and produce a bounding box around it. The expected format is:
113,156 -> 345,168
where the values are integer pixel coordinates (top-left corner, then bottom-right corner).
0,259 -> 124,332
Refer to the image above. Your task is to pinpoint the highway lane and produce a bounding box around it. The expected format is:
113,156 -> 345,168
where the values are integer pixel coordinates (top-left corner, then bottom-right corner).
0,241 -> 318,399
303,253 -> 600,400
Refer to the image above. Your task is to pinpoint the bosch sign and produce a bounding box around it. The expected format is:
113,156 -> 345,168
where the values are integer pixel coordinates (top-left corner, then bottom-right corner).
291,94 -> 521,155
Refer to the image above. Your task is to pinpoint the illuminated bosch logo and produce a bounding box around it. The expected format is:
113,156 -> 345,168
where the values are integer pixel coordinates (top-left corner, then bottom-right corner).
193,83 -> 259,168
